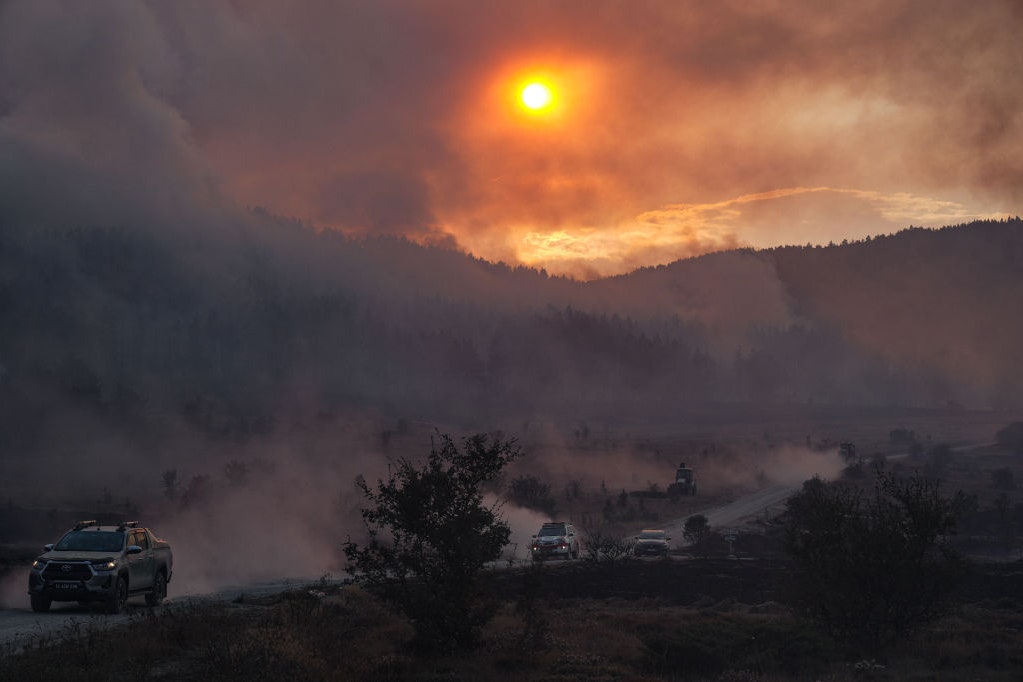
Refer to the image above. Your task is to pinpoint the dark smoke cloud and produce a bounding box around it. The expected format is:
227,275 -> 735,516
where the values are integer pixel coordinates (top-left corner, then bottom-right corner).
0,0 -> 1019,272
0,0 -> 225,231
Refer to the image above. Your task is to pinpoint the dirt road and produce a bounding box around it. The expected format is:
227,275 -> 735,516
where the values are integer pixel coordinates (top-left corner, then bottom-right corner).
0,575 -> 325,651
659,441 -> 993,541
672,483 -> 796,532
0,568 -> 135,654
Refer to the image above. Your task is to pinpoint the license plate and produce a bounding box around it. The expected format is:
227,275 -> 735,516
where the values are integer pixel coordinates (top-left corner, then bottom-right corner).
54,581 -> 80,590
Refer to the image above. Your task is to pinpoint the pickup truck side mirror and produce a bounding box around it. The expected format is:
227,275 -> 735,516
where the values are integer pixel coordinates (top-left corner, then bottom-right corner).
127,545 -> 143,555
44,543 -> 54,551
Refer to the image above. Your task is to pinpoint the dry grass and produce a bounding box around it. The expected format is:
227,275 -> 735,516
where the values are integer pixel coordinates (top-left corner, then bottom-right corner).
8,578 -> 1021,682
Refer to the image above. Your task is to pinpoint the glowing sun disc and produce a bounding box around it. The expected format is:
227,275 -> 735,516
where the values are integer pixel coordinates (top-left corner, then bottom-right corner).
521,82 -> 553,110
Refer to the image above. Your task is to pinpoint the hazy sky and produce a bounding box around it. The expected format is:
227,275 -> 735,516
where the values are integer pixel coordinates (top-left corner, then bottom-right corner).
1,0 -> 1019,277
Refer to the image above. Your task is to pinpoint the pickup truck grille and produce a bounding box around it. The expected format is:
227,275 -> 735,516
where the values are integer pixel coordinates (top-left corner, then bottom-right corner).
42,562 -> 92,581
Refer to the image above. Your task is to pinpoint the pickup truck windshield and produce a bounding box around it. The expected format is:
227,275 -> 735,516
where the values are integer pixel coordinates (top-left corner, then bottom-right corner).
54,531 -> 124,553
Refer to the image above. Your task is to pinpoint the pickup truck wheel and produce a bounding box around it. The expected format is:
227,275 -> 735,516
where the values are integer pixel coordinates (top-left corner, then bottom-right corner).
30,594 -> 51,613
146,572 -> 166,607
107,577 -> 128,614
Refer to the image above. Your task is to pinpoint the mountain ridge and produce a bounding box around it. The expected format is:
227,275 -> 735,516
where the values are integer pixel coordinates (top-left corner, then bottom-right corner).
0,217 -> 1020,461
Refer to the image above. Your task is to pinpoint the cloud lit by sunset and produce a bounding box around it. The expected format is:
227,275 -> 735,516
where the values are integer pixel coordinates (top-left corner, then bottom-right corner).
510,188 -> 1010,278
1,0 -> 1018,278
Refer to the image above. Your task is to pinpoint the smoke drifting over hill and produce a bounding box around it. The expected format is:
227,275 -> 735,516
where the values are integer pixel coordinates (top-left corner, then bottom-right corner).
2,220 -> 1022,491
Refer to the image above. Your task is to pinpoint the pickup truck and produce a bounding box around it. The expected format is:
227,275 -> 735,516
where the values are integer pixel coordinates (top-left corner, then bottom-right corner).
27,520 -> 173,614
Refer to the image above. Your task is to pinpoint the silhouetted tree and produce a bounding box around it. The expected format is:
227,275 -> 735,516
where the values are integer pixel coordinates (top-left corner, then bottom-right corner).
343,433 -> 519,653
785,472 -> 970,653
683,514 -> 712,557
683,514 -> 711,544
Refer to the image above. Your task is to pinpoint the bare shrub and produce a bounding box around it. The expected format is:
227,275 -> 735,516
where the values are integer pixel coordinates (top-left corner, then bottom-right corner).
584,529 -> 635,564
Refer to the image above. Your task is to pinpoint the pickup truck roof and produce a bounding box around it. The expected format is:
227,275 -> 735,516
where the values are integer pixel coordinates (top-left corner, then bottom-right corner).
53,523 -> 170,552
72,520 -> 139,532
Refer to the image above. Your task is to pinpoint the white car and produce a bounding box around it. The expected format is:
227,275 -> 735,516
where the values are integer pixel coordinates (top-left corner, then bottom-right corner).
530,522 -> 581,561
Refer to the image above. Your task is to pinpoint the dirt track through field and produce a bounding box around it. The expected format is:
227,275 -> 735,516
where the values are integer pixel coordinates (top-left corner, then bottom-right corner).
0,583 -> 136,652
0,578 -> 321,652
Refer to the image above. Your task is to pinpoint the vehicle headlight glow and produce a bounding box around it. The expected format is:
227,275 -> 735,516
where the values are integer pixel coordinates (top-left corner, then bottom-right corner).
31,559 -> 43,569
97,561 -> 116,571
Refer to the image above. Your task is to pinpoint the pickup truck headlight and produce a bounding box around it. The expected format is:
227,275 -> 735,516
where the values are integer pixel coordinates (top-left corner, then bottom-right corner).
31,559 -> 44,570
93,560 -> 117,571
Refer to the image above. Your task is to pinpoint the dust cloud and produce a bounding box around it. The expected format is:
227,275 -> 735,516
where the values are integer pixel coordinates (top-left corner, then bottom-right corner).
0,569 -> 29,610
152,420 -> 399,595
698,444 -> 846,492
493,502 -> 551,563
512,429 -> 846,502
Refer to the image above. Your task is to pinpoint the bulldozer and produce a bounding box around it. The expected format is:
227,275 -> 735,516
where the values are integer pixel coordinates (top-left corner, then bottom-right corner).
667,462 -> 697,496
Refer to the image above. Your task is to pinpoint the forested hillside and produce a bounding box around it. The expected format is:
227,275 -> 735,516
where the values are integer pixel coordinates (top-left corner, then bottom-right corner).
1,217 -> 1020,464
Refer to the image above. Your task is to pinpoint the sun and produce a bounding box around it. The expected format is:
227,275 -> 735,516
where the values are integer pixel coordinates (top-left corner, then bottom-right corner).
520,82 -> 553,111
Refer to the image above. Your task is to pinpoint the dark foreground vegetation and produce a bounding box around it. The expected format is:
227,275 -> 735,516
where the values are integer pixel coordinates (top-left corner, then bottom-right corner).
3,557 -> 1023,682
343,433 -> 520,652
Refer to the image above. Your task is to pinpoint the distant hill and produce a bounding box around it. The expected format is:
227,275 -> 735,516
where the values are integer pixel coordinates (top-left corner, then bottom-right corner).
1,216 -> 1020,460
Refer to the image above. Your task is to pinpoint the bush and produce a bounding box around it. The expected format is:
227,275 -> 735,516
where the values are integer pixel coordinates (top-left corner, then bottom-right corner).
785,471 -> 971,654
344,433 -> 519,653
584,529 -> 635,564
683,514 -> 711,552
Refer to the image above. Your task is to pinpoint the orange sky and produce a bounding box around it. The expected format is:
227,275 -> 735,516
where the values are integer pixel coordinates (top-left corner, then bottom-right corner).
2,1 -> 1020,278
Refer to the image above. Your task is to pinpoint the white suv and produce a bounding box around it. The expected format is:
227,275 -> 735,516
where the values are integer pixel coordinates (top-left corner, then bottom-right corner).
530,522 -> 581,561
